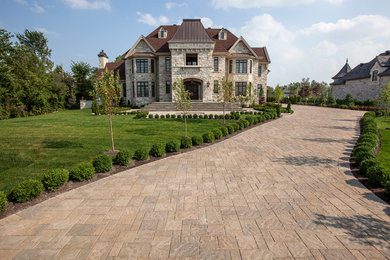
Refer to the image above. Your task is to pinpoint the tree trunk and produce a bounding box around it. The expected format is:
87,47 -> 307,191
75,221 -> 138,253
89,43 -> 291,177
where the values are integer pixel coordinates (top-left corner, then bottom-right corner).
223,103 -> 226,125
184,112 -> 187,137
109,113 -> 115,151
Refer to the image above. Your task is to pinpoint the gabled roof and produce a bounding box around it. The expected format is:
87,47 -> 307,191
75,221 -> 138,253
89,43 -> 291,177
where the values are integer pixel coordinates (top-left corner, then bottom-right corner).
97,59 -> 125,81
170,19 -> 213,42
145,25 -> 179,53
229,37 -> 258,57
379,67 -> 390,76
332,60 -> 351,79
331,58 -> 376,85
252,47 -> 271,63
205,28 -> 238,53
124,36 -> 155,58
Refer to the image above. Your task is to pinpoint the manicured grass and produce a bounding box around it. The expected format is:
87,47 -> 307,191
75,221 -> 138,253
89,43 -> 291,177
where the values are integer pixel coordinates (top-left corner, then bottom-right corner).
0,109 -> 228,194
375,117 -> 390,170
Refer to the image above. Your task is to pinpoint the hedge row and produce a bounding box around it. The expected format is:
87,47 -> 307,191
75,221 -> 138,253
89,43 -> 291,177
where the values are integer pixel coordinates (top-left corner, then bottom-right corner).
0,110 -> 281,213
354,111 -> 390,193
146,112 -> 242,120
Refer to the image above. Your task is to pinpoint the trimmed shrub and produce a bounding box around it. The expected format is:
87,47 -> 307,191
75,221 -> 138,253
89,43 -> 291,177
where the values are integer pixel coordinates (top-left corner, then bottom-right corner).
188,114 -> 193,119
10,180 -> 44,203
181,136 -> 192,148
148,114 -> 153,119
208,114 -> 213,119
353,145 -> 374,156
171,114 -> 176,119
70,162 -> 95,181
212,129 -> 223,139
192,135 -> 203,146
42,168 -> 69,191
154,114 -> 160,119
150,143 -> 166,157
232,122 -> 240,131
354,150 -> 375,165
203,132 -> 215,143
160,114 -> 165,119
193,114 -> 198,119
220,126 -> 228,136
166,114 -> 171,118
245,116 -> 254,125
385,181 -> 390,194
93,155 -> 113,173
225,114 -> 231,120
177,114 -> 182,119
134,148 -> 149,161
227,125 -> 234,134
367,165 -> 387,185
114,150 -> 132,166
199,115 -> 203,119
359,158 -> 380,175
134,111 -> 149,119
0,191 -> 7,212
166,140 -> 180,152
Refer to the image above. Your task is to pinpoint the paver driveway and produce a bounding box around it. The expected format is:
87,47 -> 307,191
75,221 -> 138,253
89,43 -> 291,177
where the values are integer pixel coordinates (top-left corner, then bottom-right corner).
1,105 -> 389,259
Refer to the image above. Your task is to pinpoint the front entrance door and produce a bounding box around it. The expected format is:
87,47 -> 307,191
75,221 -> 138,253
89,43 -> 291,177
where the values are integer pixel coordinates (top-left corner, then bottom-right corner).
184,81 -> 200,100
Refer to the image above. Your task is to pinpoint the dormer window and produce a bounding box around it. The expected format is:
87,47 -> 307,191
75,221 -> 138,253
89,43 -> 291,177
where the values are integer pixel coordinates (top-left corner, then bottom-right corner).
219,29 -> 227,40
372,70 -> 378,81
159,28 -> 167,39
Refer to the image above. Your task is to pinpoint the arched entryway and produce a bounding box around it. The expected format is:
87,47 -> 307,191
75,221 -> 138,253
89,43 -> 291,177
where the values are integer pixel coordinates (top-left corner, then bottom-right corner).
184,79 -> 202,100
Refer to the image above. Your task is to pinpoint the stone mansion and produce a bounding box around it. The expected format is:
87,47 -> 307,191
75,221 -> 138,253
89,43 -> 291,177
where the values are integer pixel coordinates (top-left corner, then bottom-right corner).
97,19 -> 270,106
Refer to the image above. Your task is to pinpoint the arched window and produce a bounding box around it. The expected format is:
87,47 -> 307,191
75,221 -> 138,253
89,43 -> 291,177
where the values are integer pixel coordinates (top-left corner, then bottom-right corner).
372,70 -> 378,81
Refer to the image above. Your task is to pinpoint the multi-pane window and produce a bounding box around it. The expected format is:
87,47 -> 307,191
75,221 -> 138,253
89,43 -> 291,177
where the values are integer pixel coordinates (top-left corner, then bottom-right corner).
165,57 -> 171,72
122,83 -> 127,97
151,59 -> 155,73
186,54 -> 198,65
166,80 -> 171,94
136,59 -> 148,73
132,81 -> 135,97
214,80 -> 219,94
151,82 -> 155,97
235,60 -> 247,73
372,70 -> 378,81
257,84 -> 262,97
214,57 -> 218,72
250,60 -> 252,74
160,30 -> 165,38
229,60 -> 232,74
235,82 -> 247,96
258,65 -> 262,77
137,82 -> 149,97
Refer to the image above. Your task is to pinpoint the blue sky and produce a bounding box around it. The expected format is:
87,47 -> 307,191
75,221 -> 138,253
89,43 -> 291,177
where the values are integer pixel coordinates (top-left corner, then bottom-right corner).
1,0 -> 390,86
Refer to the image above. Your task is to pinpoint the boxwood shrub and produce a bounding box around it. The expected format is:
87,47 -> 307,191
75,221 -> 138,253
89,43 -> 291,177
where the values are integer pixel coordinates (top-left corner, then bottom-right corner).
166,140 -> 180,152
154,114 -> 159,119
42,168 -> 69,191
188,114 -> 193,119
166,114 -> 171,118
232,122 -> 240,131
192,135 -> 203,146
177,114 -> 182,119
160,114 -> 165,119
171,114 -> 176,119
367,165 -> 387,185
354,150 -> 375,165
181,136 -> 192,148
70,162 -> 95,181
227,125 -> 234,134
245,116 -> 254,125
134,147 -> 149,161
10,179 -> 44,203
114,150 -> 132,166
237,121 -> 244,130
242,119 -> 250,128
150,143 -> 166,157
203,132 -> 215,143
148,114 -> 153,119
0,191 -> 7,212
220,126 -> 228,136
208,114 -> 213,119
193,114 -> 198,119
385,181 -> 390,194
359,158 -> 380,175
212,129 -> 223,139
93,155 -> 113,173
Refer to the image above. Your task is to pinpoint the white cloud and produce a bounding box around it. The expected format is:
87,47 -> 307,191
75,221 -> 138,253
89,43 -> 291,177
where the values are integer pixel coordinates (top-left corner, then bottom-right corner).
62,0 -> 111,11
211,0 -> 347,9
193,17 -> 223,28
165,2 -> 187,9
31,1 -> 45,13
14,0 -> 28,6
136,12 -> 169,26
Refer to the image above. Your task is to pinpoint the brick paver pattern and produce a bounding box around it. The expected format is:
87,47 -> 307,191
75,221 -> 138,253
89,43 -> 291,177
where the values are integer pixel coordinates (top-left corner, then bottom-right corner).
0,105 -> 389,259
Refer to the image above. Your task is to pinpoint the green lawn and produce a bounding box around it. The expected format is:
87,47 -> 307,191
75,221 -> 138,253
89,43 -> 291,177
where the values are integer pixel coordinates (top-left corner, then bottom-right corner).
0,109 -> 228,193
375,117 -> 390,170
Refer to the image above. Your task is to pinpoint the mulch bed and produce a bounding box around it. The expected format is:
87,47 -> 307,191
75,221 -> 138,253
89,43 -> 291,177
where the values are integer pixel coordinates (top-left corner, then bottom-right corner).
0,116 -> 281,219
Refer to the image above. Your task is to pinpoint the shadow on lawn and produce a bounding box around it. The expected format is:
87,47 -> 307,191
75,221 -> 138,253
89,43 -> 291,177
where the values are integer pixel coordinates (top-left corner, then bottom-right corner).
314,214 -> 390,246
43,139 -> 83,149
274,156 -> 337,168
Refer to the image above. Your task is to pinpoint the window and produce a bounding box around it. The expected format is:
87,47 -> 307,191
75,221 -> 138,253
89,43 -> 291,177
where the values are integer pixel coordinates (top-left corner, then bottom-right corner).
131,60 -> 134,73
235,82 -> 247,96
151,59 -> 155,73
166,80 -> 171,94
186,53 -> 198,65
214,80 -> 219,94
229,60 -> 233,73
151,82 -> 155,97
221,31 -> 225,39
372,70 -> 378,81
257,84 -> 262,97
160,30 -> 165,38
132,81 -> 135,97
235,60 -> 247,73
122,83 -> 127,97
137,82 -> 149,97
250,60 -> 252,74
258,65 -> 262,77
165,57 -> 171,72
136,59 -> 148,73
214,57 -> 218,72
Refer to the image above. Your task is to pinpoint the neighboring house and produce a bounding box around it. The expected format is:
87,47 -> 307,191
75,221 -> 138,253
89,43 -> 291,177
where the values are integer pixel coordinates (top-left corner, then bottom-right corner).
97,19 -> 270,106
331,51 -> 390,101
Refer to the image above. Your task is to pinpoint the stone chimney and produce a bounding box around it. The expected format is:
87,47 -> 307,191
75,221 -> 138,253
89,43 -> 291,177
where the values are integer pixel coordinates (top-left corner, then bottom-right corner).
98,50 -> 108,69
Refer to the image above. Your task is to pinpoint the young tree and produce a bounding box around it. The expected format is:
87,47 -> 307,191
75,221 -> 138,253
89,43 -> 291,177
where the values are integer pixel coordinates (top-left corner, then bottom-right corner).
378,81 -> 390,118
94,69 -> 121,152
274,85 -> 284,103
173,78 -> 192,137
217,77 -> 235,124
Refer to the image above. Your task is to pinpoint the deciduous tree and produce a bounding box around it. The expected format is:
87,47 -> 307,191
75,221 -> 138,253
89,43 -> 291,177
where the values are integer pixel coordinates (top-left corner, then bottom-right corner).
173,78 -> 192,137
217,77 -> 234,124
378,81 -> 390,118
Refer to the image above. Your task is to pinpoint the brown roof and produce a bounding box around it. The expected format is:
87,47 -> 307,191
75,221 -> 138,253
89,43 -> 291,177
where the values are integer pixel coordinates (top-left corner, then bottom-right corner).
97,59 -> 125,81
170,19 -> 213,42
145,25 -> 179,53
206,29 -> 238,53
252,47 -> 270,63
